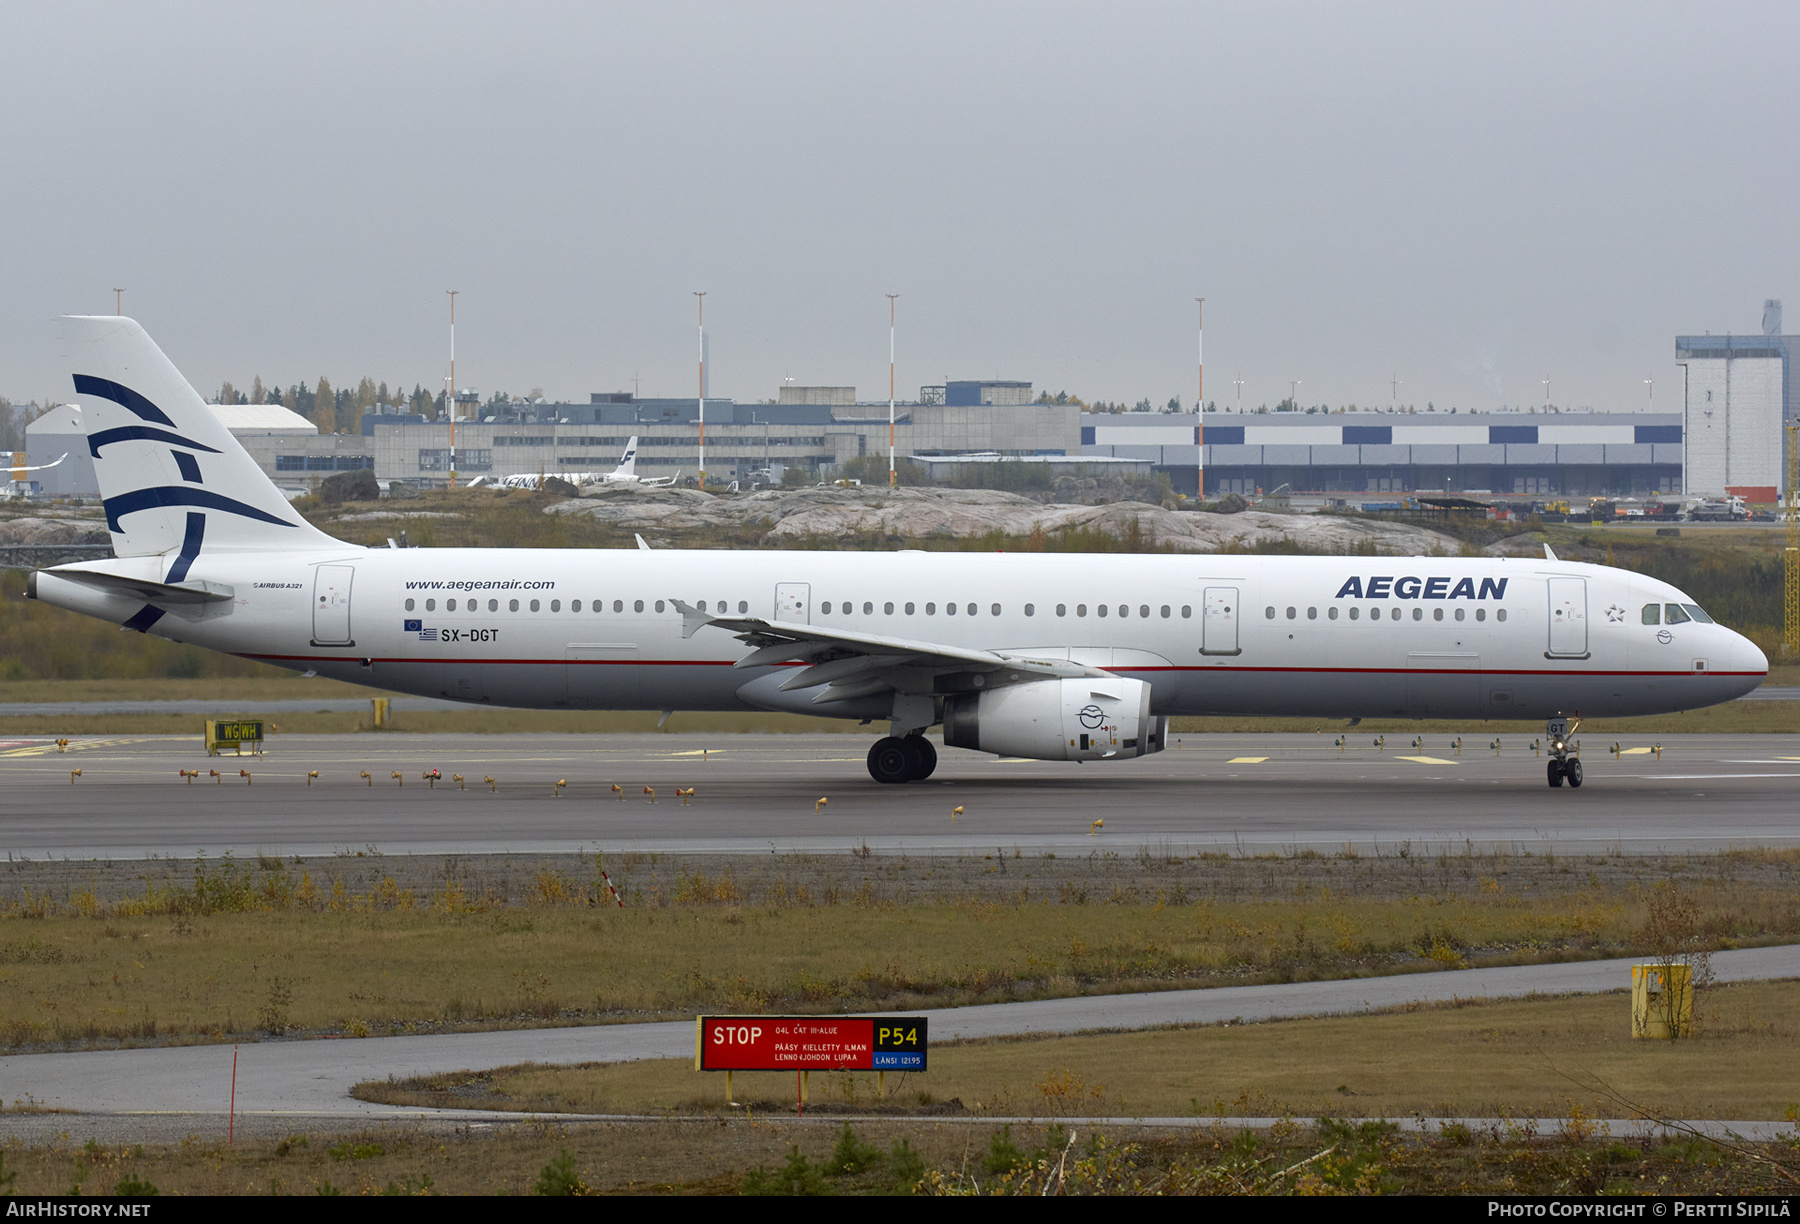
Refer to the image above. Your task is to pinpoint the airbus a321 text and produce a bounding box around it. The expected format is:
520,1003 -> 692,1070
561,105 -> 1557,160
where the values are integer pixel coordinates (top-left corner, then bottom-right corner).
30,317 -> 1767,786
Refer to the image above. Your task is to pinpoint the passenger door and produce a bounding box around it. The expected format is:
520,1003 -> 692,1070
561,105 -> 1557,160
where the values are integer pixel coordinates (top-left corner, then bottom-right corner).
311,565 -> 354,646
1547,577 -> 1589,658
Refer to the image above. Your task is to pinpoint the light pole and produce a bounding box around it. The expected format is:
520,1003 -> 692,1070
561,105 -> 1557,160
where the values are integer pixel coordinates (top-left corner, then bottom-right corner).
113,288 -> 124,316
1290,380 -> 1300,410
694,292 -> 706,488
1644,378 -> 1653,408
446,290 -> 458,482
1391,373 -> 1401,411
1233,377 -> 1244,414
887,294 -> 899,487
1195,298 -> 1205,499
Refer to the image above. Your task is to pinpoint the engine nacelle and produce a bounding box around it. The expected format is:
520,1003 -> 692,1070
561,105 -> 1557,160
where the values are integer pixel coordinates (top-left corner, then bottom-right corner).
942,676 -> 1165,762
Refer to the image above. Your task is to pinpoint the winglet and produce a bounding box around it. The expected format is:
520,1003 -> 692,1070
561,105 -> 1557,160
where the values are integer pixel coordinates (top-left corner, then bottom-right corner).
635,534 -> 652,551
1544,543 -> 1558,561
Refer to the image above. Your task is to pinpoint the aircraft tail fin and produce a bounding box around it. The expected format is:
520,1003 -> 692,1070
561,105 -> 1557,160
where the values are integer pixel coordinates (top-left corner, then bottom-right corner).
612,435 -> 638,479
62,316 -> 341,559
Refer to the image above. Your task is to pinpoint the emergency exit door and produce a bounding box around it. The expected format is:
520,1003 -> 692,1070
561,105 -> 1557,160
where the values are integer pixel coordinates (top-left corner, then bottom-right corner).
1201,586 -> 1241,656
775,583 -> 811,624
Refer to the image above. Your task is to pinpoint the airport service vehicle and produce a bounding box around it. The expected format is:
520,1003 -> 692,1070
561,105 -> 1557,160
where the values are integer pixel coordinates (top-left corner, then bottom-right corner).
30,317 -> 1768,788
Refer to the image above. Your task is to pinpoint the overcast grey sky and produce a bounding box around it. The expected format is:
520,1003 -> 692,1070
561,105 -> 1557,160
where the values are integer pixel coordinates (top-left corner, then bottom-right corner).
3,2 -> 1795,413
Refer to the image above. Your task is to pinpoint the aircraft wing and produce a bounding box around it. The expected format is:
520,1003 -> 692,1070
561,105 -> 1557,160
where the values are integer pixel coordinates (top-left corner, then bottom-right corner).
669,599 -> 1103,703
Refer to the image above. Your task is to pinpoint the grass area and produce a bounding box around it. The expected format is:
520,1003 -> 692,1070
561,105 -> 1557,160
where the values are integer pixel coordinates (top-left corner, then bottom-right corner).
3,1111 -> 1796,1196
353,980 -> 1800,1122
1,849 -> 1793,1051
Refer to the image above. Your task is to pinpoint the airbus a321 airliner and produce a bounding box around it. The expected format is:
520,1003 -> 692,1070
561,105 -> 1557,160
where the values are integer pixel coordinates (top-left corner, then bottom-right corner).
30,317 -> 1767,787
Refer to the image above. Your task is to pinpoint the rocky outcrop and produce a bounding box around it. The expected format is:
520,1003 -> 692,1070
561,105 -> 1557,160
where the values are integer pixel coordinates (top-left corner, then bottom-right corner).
550,486 -> 1456,555
0,516 -> 110,546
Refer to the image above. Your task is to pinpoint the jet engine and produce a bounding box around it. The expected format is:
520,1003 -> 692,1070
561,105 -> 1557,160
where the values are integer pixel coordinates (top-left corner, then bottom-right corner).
942,676 -> 1165,762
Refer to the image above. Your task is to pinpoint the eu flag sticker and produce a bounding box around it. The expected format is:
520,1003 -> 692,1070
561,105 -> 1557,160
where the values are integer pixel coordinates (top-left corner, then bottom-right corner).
404,619 -> 422,632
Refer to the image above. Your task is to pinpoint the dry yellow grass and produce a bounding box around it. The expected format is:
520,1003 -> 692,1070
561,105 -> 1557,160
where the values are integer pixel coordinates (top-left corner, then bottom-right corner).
356,980 -> 1800,1122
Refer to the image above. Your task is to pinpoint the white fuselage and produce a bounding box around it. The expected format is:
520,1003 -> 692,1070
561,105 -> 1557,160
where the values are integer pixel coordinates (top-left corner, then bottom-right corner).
37,547 -> 1768,722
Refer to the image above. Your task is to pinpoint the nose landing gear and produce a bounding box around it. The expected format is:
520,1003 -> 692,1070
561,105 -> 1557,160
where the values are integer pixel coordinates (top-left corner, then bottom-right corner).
1545,716 -> 1583,789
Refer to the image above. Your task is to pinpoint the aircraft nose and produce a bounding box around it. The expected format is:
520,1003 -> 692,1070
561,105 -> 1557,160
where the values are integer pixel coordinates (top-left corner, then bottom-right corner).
1733,631 -> 1769,691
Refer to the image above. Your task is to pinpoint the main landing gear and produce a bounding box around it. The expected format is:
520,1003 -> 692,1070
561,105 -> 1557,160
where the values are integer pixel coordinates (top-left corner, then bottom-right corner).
1545,716 -> 1583,789
867,735 -> 938,784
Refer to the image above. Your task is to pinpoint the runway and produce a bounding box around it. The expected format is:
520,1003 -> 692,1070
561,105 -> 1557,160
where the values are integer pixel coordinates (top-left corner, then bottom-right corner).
5,731 -> 1800,859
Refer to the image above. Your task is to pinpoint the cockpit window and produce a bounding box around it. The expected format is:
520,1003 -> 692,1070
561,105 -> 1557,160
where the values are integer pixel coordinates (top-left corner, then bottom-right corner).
1682,604 -> 1714,624
1641,604 -> 1660,625
1663,604 -> 1690,625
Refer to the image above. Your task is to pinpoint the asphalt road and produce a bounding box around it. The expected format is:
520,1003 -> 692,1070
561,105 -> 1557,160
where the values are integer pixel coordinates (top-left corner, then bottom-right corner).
4,731 -> 1800,858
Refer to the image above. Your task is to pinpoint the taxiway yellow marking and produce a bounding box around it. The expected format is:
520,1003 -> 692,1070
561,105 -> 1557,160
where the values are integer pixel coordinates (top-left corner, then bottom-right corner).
1397,755 -> 1459,765
0,737 -> 153,758
1226,756 -> 1268,764
1619,747 -> 1655,756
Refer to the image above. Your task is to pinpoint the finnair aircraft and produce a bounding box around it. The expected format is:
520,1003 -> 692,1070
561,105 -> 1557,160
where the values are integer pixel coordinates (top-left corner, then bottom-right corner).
31,317 -> 1767,787
465,435 -> 678,490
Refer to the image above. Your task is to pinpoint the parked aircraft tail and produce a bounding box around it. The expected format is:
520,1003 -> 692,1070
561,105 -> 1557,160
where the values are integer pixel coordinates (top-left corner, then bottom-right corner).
611,435 -> 639,480
61,316 -> 340,558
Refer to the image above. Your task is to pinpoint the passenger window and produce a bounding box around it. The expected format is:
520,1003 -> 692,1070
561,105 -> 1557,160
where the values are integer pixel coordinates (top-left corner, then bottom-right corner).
968,604 -> 977,616
1665,604 -> 1690,624
1117,605 -> 1127,618
738,600 -> 748,613
1025,604 -> 1035,616
1057,604 -> 1067,617
992,604 -> 1001,616
1098,605 -> 1108,618
1161,605 -> 1171,618
1328,606 -> 1338,620
905,602 -> 915,615
1390,608 -> 1401,621
884,602 -> 894,614
425,599 -> 436,611
1433,608 -> 1443,622
1455,608 -> 1465,621
1265,606 -> 1276,619
509,599 -> 520,612
1077,604 -> 1088,617
530,599 -> 540,612
571,600 -> 581,612
865,602 -> 874,615
615,600 -> 625,612
1349,607 -> 1359,621
1412,608 -> 1422,621
1642,604 -> 1660,625
633,599 -> 644,612
655,600 -> 665,613
926,602 -> 936,615
1181,606 -> 1192,618
1475,608 -> 1486,622
447,598 -> 458,611
488,599 -> 499,612
946,602 -> 957,616
822,601 -> 832,614
1285,606 -> 1296,620
1496,608 -> 1507,622
1139,605 -> 1149,618
696,600 -> 706,612
1307,607 -> 1317,620
551,600 -> 560,612
405,598 -> 416,611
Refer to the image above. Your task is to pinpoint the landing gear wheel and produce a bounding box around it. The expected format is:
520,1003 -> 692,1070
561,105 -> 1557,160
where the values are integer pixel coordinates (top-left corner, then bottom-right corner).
906,735 -> 938,781
1547,760 -> 1564,788
1565,757 -> 1583,788
867,736 -> 918,784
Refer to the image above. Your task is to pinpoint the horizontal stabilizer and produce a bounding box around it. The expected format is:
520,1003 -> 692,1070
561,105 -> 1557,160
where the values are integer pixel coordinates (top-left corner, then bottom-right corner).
52,567 -> 235,604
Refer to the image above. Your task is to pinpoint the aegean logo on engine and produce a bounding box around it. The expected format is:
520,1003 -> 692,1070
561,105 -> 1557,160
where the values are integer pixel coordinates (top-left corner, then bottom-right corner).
1333,576 -> 1508,601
